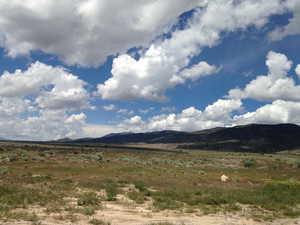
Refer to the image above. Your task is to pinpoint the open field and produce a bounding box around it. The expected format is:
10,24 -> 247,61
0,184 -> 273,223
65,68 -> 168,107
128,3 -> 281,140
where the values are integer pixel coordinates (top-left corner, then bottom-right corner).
1,142 -> 300,225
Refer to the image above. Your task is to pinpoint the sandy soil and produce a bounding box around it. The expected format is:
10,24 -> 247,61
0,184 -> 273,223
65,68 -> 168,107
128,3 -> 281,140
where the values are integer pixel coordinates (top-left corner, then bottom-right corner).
2,190 -> 300,225
3,200 -> 300,225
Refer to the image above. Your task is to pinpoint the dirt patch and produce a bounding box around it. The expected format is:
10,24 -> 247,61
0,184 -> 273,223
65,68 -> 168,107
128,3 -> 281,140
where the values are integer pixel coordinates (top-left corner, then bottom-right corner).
2,201 -> 300,225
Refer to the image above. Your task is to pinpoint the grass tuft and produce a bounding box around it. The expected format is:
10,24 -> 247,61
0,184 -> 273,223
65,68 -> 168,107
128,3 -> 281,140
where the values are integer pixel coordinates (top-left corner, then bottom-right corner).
77,192 -> 101,206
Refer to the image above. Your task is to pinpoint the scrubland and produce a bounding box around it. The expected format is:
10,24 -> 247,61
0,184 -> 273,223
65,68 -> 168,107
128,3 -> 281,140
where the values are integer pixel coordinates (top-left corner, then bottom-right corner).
0,142 -> 300,225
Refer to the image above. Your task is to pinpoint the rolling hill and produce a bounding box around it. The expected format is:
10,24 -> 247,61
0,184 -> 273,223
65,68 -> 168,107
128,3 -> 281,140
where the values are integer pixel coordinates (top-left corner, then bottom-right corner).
70,123 -> 300,153
0,137 -> 9,141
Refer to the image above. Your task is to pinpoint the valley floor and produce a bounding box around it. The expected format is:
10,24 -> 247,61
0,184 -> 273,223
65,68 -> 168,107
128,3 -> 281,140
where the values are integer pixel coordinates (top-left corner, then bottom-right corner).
0,142 -> 300,225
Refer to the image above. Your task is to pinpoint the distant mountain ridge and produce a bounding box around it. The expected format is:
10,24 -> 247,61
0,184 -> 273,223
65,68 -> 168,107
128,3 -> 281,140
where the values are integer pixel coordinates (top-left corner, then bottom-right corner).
68,123 -> 300,153
85,130 -> 188,144
54,138 -> 73,143
102,132 -> 134,138
0,137 -> 9,141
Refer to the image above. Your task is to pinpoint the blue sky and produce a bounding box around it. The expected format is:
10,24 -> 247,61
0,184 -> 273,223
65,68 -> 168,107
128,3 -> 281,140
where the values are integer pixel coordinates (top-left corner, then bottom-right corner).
0,0 -> 300,140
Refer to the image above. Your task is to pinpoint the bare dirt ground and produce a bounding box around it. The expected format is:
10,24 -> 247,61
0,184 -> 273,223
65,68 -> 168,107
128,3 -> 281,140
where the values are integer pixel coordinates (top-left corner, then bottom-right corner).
2,199 -> 300,225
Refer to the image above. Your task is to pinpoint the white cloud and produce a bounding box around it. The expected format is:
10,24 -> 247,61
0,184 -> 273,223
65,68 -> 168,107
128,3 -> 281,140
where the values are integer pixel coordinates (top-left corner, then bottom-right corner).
103,104 -> 116,111
0,61 -> 91,111
0,0 -> 296,68
123,116 -> 144,127
0,61 -> 95,140
0,97 -> 32,117
233,100 -> 300,125
0,110 -> 88,141
269,0 -> 300,41
0,106 -> 121,141
65,113 -> 86,124
228,51 -> 300,102
203,99 -> 243,121
119,99 -> 242,132
139,107 -> 155,115
98,0 -> 287,101
0,0 -> 199,67
82,124 -> 121,138
226,52 -> 300,126
117,48 -> 300,130
119,98 -> 300,133
117,109 -> 134,115
296,65 -> 300,78
2,1 -> 300,140
180,61 -> 219,81
103,104 -> 134,115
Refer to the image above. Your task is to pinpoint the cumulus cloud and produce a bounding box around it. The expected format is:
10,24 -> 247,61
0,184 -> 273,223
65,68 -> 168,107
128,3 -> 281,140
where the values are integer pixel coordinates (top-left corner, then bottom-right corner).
123,116 -> 144,127
0,61 -> 91,111
2,1 -> 300,140
118,51 -> 300,132
0,61 -> 95,140
296,65 -> 300,78
233,100 -> 300,125
269,0 -> 300,40
0,105 -> 119,140
0,0 -> 199,67
0,0 -> 297,68
0,97 -> 33,117
0,109 -> 88,141
98,0 -> 288,101
82,124 -> 121,138
97,52 -> 207,101
119,99 -> 300,133
119,99 -> 242,132
180,62 -> 219,81
228,51 -> 300,102
224,51 -> 300,126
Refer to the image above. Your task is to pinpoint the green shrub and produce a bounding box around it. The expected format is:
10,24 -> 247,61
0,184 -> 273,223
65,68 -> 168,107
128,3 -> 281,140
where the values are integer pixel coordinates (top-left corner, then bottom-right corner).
269,163 -> 280,170
77,192 -> 101,206
8,154 -> 18,162
0,168 -> 8,175
242,158 -> 256,168
127,191 -> 146,204
89,219 -> 111,225
152,190 -> 184,210
81,206 -> 97,215
101,179 -> 119,201
133,181 -> 147,192
292,160 -> 300,168
0,184 -> 61,212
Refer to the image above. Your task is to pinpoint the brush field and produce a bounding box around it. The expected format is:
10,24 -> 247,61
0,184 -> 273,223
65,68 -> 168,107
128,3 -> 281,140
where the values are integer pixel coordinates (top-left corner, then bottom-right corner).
0,142 -> 300,225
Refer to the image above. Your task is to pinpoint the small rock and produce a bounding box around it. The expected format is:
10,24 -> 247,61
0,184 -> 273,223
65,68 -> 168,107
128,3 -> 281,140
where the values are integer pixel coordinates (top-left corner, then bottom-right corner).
221,174 -> 229,182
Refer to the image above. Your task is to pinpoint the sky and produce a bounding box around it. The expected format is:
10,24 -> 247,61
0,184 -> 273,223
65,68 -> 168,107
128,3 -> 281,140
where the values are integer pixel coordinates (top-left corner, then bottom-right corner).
0,0 -> 300,140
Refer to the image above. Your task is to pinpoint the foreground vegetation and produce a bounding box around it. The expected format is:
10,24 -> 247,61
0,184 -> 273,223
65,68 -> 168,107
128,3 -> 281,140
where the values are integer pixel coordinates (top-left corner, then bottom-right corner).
0,141 -> 300,224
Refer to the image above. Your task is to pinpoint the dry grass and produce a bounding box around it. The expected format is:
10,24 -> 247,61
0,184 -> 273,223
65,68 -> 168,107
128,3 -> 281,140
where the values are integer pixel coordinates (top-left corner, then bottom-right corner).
0,141 -> 300,223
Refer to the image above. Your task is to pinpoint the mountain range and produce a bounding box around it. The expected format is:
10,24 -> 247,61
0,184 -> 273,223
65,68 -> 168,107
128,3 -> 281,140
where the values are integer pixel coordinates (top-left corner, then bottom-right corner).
68,123 -> 300,153
0,137 -> 9,141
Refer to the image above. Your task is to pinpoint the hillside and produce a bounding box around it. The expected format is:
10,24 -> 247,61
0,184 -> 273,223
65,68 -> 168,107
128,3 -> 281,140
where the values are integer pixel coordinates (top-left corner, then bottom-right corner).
0,137 -> 9,141
179,123 -> 300,153
71,123 -> 300,153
